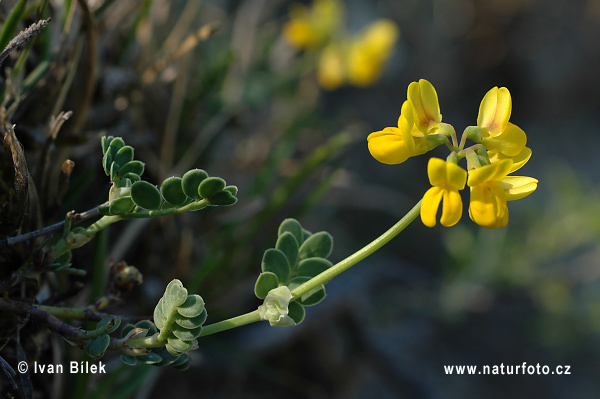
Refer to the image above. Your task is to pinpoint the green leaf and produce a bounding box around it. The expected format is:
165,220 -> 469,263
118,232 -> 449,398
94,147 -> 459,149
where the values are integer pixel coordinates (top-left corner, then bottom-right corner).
161,177 -> 187,206
182,169 -> 208,200
130,181 -> 162,210
207,190 -> 237,206
120,354 -> 137,366
298,232 -> 333,260
136,352 -> 163,365
153,347 -> 181,366
102,150 -> 113,176
198,177 -> 225,199
86,334 -> 110,359
101,136 -> 114,154
154,280 -> 188,330
175,308 -> 207,329
295,257 -> 332,278
108,137 -> 125,159
261,248 -> 290,283
97,317 -> 121,334
114,145 -> 134,168
287,277 -> 326,306
288,302 -> 305,325
278,219 -> 304,246
224,185 -> 238,195
135,320 -> 158,335
118,160 -> 145,178
166,336 -> 195,355
254,272 -> 279,299
276,232 -> 299,268
176,295 -> 205,318
171,325 -> 203,341
109,197 -> 135,215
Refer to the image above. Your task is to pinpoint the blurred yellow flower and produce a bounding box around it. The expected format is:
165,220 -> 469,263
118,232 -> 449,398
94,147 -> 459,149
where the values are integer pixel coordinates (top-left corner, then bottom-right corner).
467,158 -> 538,229
346,19 -> 399,87
283,0 -> 343,50
421,158 -> 467,227
317,44 -> 346,90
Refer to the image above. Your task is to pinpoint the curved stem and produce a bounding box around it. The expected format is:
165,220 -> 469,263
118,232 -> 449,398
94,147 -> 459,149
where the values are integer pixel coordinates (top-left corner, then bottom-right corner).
199,310 -> 263,337
291,200 -> 422,300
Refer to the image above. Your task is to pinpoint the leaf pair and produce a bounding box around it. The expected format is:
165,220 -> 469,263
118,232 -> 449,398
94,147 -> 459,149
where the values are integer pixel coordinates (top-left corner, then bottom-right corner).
254,219 -> 334,324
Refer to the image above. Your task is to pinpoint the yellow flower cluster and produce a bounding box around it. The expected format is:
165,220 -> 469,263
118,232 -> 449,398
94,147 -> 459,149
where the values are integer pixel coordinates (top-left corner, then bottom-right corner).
368,79 -> 538,229
282,0 -> 399,90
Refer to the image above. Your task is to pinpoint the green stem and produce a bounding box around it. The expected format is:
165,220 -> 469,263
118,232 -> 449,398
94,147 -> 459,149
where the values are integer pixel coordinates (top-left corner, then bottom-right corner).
199,310 -> 263,337
83,215 -> 121,236
291,200 -> 422,300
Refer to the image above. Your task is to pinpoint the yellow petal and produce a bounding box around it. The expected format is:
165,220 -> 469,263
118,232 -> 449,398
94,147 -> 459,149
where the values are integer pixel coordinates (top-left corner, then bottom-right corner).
446,162 -> 468,190
408,79 -> 441,134
427,158 -> 448,187
346,19 -> 399,87
367,128 -> 411,164
488,146 -> 532,173
497,176 -> 538,201
440,189 -> 463,227
477,87 -> 512,137
469,183 -> 508,229
481,122 -> 526,157
467,159 -> 513,187
317,45 -> 345,90
421,186 -> 444,227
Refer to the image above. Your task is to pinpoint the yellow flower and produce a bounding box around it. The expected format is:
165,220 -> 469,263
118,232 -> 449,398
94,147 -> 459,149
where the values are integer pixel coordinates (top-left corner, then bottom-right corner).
283,0 -> 343,50
346,19 -> 399,87
477,87 -> 526,157
367,101 -> 431,164
421,158 -> 467,227
408,79 -> 442,135
467,158 -> 538,229
317,44 -> 346,90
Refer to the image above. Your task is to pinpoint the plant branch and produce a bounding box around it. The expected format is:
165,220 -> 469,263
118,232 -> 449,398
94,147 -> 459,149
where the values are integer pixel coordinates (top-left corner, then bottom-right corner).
291,200 -> 422,300
0,207 -> 101,247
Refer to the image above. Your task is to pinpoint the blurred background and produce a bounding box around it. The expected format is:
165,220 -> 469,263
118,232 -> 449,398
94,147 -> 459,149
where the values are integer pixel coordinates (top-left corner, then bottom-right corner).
2,0 -> 600,397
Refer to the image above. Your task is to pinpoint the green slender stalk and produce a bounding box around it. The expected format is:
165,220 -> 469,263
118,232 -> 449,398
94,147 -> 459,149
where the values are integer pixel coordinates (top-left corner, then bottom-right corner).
291,200 -> 422,299
82,199 -> 210,236
190,201 -> 422,335
199,310 -> 263,337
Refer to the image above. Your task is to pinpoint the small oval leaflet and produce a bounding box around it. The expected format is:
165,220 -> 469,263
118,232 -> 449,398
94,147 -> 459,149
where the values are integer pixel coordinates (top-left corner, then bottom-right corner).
254,272 -> 279,299
109,196 -> 135,215
261,248 -> 290,283
295,257 -> 332,278
288,301 -> 306,324
207,190 -> 237,206
161,177 -> 187,206
86,334 -> 111,359
175,308 -> 207,329
130,181 -> 162,210
115,145 -> 134,168
118,160 -> 145,178
198,177 -> 226,199
171,325 -> 203,341
278,219 -> 304,247
182,169 -> 208,200
176,294 -> 205,318
276,232 -> 299,269
298,231 -> 333,260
